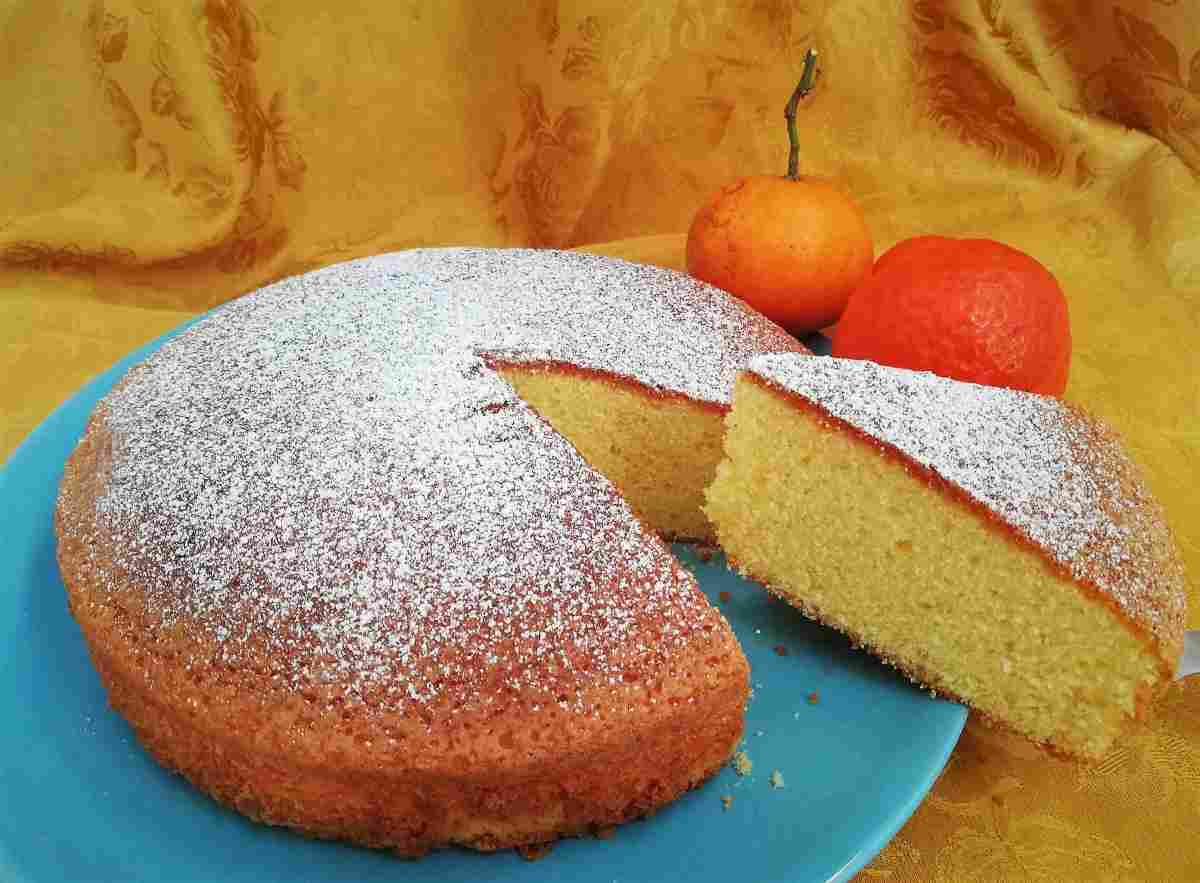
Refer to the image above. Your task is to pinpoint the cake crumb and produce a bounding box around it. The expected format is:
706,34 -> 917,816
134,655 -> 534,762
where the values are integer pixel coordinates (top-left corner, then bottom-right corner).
732,750 -> 753,777
516,842 -> 555,861
695,543 -> 718,562
773,644 -> 788,656
718,591 -> 731,603
807,690 -> 820,705
769,770 -> 786,789
594,825 -> 617,840
720,794 -> 734,811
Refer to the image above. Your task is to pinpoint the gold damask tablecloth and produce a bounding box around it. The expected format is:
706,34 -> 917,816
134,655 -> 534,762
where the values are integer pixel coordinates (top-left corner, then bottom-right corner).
2,2 -> 1197,879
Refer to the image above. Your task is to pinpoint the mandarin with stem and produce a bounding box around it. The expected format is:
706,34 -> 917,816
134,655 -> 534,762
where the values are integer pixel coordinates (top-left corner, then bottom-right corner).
686,50 -> 873,335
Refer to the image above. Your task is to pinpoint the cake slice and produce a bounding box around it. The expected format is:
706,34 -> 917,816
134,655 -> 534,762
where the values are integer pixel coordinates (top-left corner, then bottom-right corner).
705,354 -> 1187,759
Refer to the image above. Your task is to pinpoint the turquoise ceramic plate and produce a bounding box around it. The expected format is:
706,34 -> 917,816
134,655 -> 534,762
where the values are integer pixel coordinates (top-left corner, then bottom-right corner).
0,323 -> 965,883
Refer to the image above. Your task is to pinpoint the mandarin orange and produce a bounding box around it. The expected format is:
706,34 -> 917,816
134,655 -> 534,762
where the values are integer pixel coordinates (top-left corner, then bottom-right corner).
685,50 -> 873,335
686,177 -> 874,334
832,236 -> 1072,395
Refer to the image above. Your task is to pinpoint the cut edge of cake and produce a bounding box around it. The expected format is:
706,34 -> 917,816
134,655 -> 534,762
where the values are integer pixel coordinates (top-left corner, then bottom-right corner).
487,358 -> 735,544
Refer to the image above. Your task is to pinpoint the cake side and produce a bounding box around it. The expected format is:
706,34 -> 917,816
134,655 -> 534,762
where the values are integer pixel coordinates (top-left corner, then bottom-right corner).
705,366 -> 1186,759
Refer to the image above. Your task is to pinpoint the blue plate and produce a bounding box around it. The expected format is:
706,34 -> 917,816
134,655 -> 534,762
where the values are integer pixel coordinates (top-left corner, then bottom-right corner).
0,322 -> 965,883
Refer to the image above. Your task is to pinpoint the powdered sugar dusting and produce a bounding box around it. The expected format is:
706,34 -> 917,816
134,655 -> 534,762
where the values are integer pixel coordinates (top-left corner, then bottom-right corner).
67,248 -> 798,715
748,354 -> 1186,645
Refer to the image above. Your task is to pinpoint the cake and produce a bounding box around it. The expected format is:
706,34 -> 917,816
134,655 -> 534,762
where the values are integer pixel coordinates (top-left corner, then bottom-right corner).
55,248 -> 807,855
705,353 -> 1187,760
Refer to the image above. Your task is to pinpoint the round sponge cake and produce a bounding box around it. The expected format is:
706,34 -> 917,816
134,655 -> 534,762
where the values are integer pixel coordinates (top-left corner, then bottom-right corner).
55,248 -> 804,854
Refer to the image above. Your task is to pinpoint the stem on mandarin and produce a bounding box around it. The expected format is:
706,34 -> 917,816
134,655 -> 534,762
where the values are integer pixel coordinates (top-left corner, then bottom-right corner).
785,49 -> 820,181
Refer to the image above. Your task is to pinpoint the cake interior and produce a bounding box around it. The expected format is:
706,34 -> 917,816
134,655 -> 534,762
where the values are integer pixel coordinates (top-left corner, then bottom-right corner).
703,375 -> 1163,759
495,363 -> 725,543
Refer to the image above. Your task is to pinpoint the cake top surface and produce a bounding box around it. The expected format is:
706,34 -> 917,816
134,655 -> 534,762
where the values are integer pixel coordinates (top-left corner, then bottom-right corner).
748,354 -> 1187,649
66,248 -> 798,716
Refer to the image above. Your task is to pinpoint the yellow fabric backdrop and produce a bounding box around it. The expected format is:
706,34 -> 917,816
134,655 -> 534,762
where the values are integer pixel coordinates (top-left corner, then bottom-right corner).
2,1 -> 1197,878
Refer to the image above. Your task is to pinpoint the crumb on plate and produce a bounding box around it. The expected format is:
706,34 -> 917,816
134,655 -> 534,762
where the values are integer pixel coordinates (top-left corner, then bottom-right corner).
517,842 -> 555,861
732,750 -> 753,777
